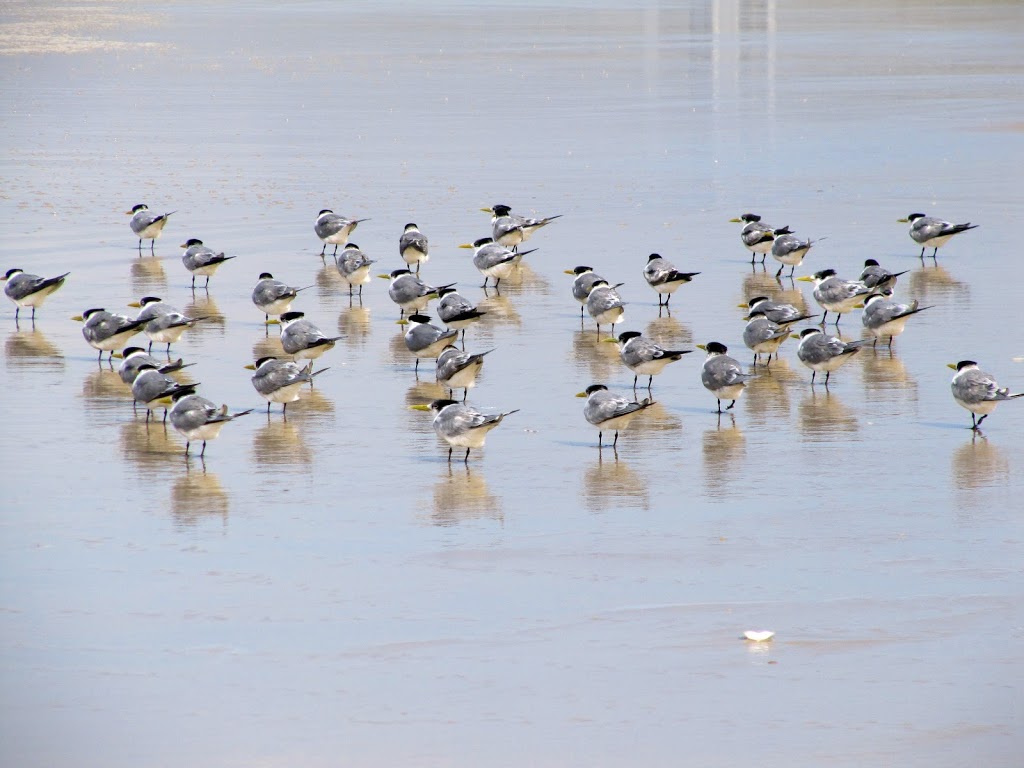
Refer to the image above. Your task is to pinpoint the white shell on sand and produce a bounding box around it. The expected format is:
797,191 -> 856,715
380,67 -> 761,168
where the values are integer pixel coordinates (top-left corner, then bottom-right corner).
743,630 -> 775,642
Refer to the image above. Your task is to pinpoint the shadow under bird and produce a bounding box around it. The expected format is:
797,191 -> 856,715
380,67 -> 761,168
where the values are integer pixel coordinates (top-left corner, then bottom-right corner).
315,209 -> 368,258
642,253 -> 699,307
381,268 -> 454,319
612,330 -> 691,390
127,203 -> 175,252
335,243 -> 376,298
436,345 -> 493,401
566,265 -> 606,318
576,383 -> 654,448
859,259 -> 907,292
861,291 -> 932,348
252,272 -> 313,322
586,279 -> 626,335
399,223 -> 429,273
247,356 -> 327,415
180,238 -> 236,289
118,346 -> 192,385
698,341 -> 755,412
405,313 -> 459,374
128,295 -> 209,354
899,213 -> 978,259
75,307 -> 149,362
280,311 -> 341,370
948,360 -> 1022,430
3,268 -> 69,323
484,203 -> 561,250
131,363 -> 199,423
411,399 -> 519,463
742,310 -> 792,366
794,327 -> 868,385
168,391 -> 254,457
799,268 -> 873,325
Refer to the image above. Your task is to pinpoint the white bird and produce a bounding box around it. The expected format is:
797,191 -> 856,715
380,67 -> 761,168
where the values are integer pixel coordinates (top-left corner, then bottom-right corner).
565,265 -> 605,318
168,391 -> 253,457
131,364 -> 199,423
642,253 -> 699,308
436,345 -> 493,400
730,213 -> 791,264
798,269 -> 873,325
335,243 -> 376,298
697,342 -> 755,412
404,313 -> 459,374
117,346 -> 191,385
861,292 -> 931,348
460,237 -> 535,290
483,203 -> 561,250
613,331 -> 690,390
251,272 -> 310,322
128,295 -> 207,354
382,268 -> 453,319
126,203 -> 175,252
2,268 -> 69,322
586,279 -> 626,335
399,223 -> 429,273
742,310 -> 792,366
180,238 -> 236,290
436,286 -> 486,345
280,311 -> 341,369
770,233 -> 818,279
948,360 -> 1022,430
899,213 -> 978,259
247,356 -> 326,415
315,209 -> 368,258
413,399 -> 518,462
74,308 -> 148,363
793,327 -> 868,385
576,383 -> 654,448
858,259 -> 906,292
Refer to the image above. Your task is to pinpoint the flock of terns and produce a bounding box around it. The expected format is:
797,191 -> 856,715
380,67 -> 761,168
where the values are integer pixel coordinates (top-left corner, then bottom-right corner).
2,202 -> 1021,461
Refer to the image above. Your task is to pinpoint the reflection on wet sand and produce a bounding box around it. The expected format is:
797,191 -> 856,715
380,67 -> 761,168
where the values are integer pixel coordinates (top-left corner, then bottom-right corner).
907,264 -> 970,304
429,465 -> 503,526
81,368 -> 129,413
183,293 -> 227,335
315,262 -> 344,301
251,334 -> 284,362
282,385 -> 335,417
480,262 -> 552,296
476,291 -> 522,330
739,272 -> 810,316
570,328 -> 621,382
798,390 -> 858,439
952,434 -> 1009,492
129,256 -> 167,294
630,400 -> 681,437
860,349 -> 919,408
252,417 -> 312,467
743,358 -> 800,422
644,313 -> 693,348
4,327 -> 64,369
582,453 -> 650,512
120,419 -> 181,469
702,416 -> 745,499
337,304 -> 372,348
170,466 -> 229,528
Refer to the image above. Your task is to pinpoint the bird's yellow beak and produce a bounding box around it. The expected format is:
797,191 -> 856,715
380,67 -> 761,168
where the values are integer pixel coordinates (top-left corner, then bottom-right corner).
601,337 -> 619,343
564,269 -> 576,275
179,243 -> 188,248
696,344 -> 707,351
265,318 -> 280,325
729,217 -> 742,223
458,243 -> 474,249
244,363 -> 256,370
127,301 -> 141,308
376,273 -> 391,279
409,404 -> 430,411
111,351 -> 124,359
853,303 -> 865,309
574,391 -> 588,398
946,363 -> 958,370
790,334 -> 801,340
796,276 -> 813,283
124,210 -> 134,215
736,303 -> 749,309
897,218 -> 909,223
71,315 -> 84,322
480,207 -> 494,214
395,318 -> 409,325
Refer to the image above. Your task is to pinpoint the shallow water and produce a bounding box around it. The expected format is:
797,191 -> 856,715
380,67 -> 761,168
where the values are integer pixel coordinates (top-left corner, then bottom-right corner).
1,1 -> 1023,765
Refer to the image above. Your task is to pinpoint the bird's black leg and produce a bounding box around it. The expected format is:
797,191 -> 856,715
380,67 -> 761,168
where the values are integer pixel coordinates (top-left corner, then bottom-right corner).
461,390 -> 467,403
163,408 -> 169,424
820,311 -> 828,325
811,371 -> 817,384
613,431 -> 619,447
647,376 -> 653,391
872,337 -> 878,348
776,265 -> 784,279
464,448 -> 470,464
597,431 -> 603,447
447,447 -> 453,462
931,248 -> 938,259
205,277 -> 210,290
790,266 -> 796,278
834,314 -> 841,327
191,276 -> 196,290
320,243 -> 327,257
414,358 -> 419,375
716,399 -> 723,414
200,441 -> 207,457
184,441 -> 190,455
726,400 -> 736,410
150,241 -> 155,254
632,375 -> 638,390
138,238 -> 143,251
147,340 -> 153,353
824,371 -> 831,386
977,414 -> 988,427
266,402 -> 271,415
888,336 -> 895,349
145,409 -> 151,423
333,244 -> 339,258
494,278 -> 501,290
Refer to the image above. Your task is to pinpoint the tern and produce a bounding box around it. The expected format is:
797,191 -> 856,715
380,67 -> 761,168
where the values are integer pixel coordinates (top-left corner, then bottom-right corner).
730,213 -> 791,264
246,356 -> 326,415
399,223 -> 429,273
483,203 -> 561,250
899,213 -> 977,259
576,383 -> 654,448
74,308 -> 148,362
642,253 -> 699,307
168,391 -> 253,457
436,344 -> 493,400
460,237 -> 536,290
948,360 -> 1023,430
793,327 -> 868,384
117,346 -> 191,385
612,331 -> 690,390
404,313 -> 459,374
798,269 -> 872,325
565,265 -> 605,318
381,268 -> 453,319
280,311 -> 341,369
131,364 -> 199,423
697,342 -> 754,412
742,310 -> 792,365
412,399 -> 518,462
180,238 -> 236,289
315,209 -> 368,258
859,259 -> 907,292
436,286 -> 486,345
128,296 -> 208,354
126,203 -> 175,252
2,268 -> 69,322
740,296 -> 818,326
335,243 -> 376,298
586,279 -> 626,335
861,292 -> 932,348
252,272 -> 311,322
770,233 -> 818,278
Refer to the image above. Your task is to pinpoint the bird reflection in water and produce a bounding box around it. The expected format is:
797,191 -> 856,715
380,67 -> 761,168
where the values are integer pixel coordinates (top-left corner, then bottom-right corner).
644,313 -> 693,349
338,303 -> 372,349
170,465 -> 229,529
252,417 -> 312,467
4,326 -> 64,370
476,291 -> 522,330
120,419 -> 180,468
582,451 -> 650,512
952,433 -> 1010,493
570,328 -> 620,382
907,263 -> 970,304
429,464 -> 503,526
251,335 -> 284,362
702,415 -> 745,499
860,348 -> 919,410
740,271 -> 811,317
183,293 -> 226,336
405,379 -> 447,436
315,261 -> 344,301
81,368 -> 129,415
743,358 -> 800,423
798,389 -> 858,440
129,256 -> 167,295
482,262 -> 551,297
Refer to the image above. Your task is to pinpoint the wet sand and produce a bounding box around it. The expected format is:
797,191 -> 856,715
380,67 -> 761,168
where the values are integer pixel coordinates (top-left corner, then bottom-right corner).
1,1 -> 1022,765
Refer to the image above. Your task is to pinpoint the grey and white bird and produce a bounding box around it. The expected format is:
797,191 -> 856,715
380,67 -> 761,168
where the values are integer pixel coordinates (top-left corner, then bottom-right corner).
948,360 -> 1023,430
180,238 -> 236,289
251,272 -> 310,322
404,313 -> 459,374
315,209 -> 368,258
899,213 -> 978,259
794,327 -> 868,384
399,223 -> 429,273
126,203 -> 175,252
565,265 -> 606,318
576,383 -> 654,448
798,269 -> 873,325
118,346 -> 191,385
75,308 -> 149,362
2,268 -> 69,322
586,279 -> 626,335
383,268 -> 452,319
436,344 -> 493,400
335,243 -> 376,298
168,391 -> 253,457
436,286 -> 486,344
861,292 -> 932,348
859,259 -> 907,292
461,237 -> 536,289
742,310 -> 792,366
128,295 -> 207,354
131,364 -> 199,423
414,399 -> 518,463
741,296 -> 818,326
697,341 -> 754,412
770,233 -> 817,278
642,253 -> 699,307
730,213 -> 790,264
279,311 -> 340,368
484,203 -> 561,250
246,356 -> 324,415
614,330 -> 690,390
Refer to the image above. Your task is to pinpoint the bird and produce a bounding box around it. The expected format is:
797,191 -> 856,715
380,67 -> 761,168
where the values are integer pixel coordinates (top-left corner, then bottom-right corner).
2,268 -> 69,322
586,279 -> 626,336
642,253 -> 699,308
180,238 -> 236,289
315,209 -> 367,258
742,310 -> 792,366
399,223 -> 429,273
861,292 -> 932,347
404,313 -> 459,374
168,391 -> 253,457
436,344 -> 493,400
484,203 -> 561,250
128,296 -> 207,354
247,356 -> 325,415
335,243 -> 376,298
565,265 -> 606,318
793,327 -> 868,384
730,213 -> 790,264
899,213 -> 978,259
414,399 -> 519,462
613,331 -> 690,390
117,346 -> 191,385
280,311 -> 341,369
126,204 -> 175,252
251,272 -> 310,322
770,233 -> 817,279
859,259 -> 907,292
697,341 -> 754,412
461,237 -> 536,290
576,383 -> 654,448
798,269 -> 873,325
436,286 -> 486,345
75,308 -> 149,362
382,268 -> 452,319
740,296 -> 818,326
131,364 -> 199,423
948,360 -> 1023,430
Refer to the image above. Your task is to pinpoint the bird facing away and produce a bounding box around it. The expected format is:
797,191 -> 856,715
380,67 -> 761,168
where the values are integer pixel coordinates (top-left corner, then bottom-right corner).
335,243 -> 376,298
770,233 -> 817,279
399,223 -> 429,273
315,209 -> 368,258
565,265 -> 606,318
180,238 -> 236,290
127,203 -> 175,252
168,391 -> 254,457
128,295 -> 208,354
280,311 -> 341,368
859,259 -> 907,292
741,296 -> 818,326
794,327 -> 868,385
798,268 -> 873,325
460,237 -> 536,290
413,399 -> 519,462
698,341 -> 754,412
948,360 -> 1022,430
576,383 -> 654,448
742,310 -> 792,366
730,213 -> 791,264
383,268 -> 454,319
247,356 -> 325,415
586,279 -> 626,335
642,254 -> 699,307
75,308 -> 148,362
404,313 -> 459,374
3,268 -> 69,322
899,213 -> 978,259
613,330 -> 691,390
436,344 -> 493,400
252,272 -> 310,322
436,286 -> 486,345
131,364 -> 199,423
484,203 -> 561,250
861,292 -> 932,347
118,346 -> 191,385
